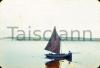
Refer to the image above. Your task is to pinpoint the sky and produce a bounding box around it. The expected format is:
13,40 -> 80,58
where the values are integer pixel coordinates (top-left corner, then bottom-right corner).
0,0 -> 100,38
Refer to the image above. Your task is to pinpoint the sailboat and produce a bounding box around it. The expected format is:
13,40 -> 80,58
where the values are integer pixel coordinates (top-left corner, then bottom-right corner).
45,27 -> 72,60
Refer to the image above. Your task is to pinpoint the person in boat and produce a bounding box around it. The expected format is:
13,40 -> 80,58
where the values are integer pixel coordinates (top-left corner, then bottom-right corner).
67,51 -> 72,64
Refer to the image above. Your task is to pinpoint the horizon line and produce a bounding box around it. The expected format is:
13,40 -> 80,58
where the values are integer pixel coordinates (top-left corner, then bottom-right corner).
1,37 -> 100,42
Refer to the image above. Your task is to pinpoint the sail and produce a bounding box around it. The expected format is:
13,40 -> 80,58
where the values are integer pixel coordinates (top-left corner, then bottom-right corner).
45,27 -> 60,53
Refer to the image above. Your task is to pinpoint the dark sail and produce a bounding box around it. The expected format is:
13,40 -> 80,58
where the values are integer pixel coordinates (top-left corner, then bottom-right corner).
45,27 -> 60,53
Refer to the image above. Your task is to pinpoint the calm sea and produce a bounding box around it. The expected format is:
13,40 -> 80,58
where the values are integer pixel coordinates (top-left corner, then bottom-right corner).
0,39 -> 100,68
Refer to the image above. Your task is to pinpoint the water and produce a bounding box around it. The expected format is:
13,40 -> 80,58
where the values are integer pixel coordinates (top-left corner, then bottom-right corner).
0,39 -> 100,68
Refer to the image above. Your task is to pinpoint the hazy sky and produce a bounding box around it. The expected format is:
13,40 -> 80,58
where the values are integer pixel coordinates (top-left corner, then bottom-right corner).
0,0 -> 100,38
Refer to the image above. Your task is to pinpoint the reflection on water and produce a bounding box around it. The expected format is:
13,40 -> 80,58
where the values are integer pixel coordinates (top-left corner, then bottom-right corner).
45,59 -> 78,68
45,60 -> 60,68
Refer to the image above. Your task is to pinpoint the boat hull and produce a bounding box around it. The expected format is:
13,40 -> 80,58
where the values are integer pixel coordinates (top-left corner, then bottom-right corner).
45,53 -> 72,61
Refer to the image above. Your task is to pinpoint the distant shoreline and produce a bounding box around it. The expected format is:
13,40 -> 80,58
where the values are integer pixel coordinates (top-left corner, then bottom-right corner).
2,37 -> 100,42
